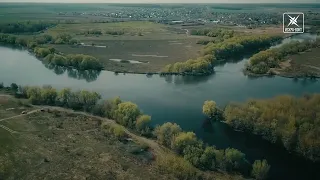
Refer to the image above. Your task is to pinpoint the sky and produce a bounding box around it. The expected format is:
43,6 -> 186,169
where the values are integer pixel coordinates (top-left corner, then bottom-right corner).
0,0 -> 318,3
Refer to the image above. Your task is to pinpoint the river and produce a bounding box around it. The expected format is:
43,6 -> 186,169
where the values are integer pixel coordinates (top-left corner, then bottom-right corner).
0,33 -> 319,180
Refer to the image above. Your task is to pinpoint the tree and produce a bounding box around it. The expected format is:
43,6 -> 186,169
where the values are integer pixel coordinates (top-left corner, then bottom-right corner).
202,100 -> 217,118
10,83 -> 18,92
251,159 -> 270,180
183,145 -> 204,168
199,146 -> 217,170
114,102 -> 141,128
40,86 -> 57,105
103,123 -> 126,139
154,122 -> 182,147
136,115 -> 151,133
26,86 -> 42,104
57,88 -> 72,107
224,148 -> 247,172
156,153 -> 198,180
78,90 -> 101,111
171,132 -> 200,154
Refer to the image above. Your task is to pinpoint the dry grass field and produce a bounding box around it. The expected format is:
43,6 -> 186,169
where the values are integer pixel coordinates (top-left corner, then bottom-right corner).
276,48 -> 320,77
44,21 -> 206,73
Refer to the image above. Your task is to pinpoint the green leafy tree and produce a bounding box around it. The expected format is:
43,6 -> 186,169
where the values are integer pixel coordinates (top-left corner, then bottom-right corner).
171,132 -> 200,154
10,83 -> 18,92
156,153 -> 198,180
40,86 -> 58,105
57,88 -> 72,107
199,146 -> 217,170
202,100 -> 217,118
154,122 -> 182,147
251,159 -> 271,180
136,115 -> 152,133
114,102 -> 141,128
183,145 -> 204,168
224,148 -> 246,172
26,86 -> 42,104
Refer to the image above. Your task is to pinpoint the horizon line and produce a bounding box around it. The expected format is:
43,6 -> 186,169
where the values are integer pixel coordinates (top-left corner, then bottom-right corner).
0,2 -> 318,3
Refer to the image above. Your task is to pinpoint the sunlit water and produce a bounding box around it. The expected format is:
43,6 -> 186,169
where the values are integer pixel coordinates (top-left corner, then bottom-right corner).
0,33 -> 319,180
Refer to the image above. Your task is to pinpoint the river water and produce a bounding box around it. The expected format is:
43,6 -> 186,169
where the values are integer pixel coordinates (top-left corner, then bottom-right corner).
0,33 -> 319,180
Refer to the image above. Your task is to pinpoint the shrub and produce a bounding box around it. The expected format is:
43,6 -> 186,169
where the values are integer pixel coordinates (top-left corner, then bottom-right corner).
154,122 -> 182,147
156,153 -> 198,180
102,122 -> 127,139
251,159 -> 270,180
136,115 -> 151,133
171,132 -> 200,154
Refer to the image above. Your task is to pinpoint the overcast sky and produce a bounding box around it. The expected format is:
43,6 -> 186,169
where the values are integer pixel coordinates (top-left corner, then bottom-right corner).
0,0 -> 318,3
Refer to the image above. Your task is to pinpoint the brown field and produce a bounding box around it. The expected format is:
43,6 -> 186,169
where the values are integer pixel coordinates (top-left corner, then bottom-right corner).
273,48 -> 320,77
44,21 -> 206,73
0,96 -> 171,180
51,39 -> 202,73
170,23 -> 286,36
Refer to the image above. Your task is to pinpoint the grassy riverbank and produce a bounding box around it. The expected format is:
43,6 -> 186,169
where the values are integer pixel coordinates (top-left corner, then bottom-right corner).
245,39 -> 320,78
0,91 -> 247,180
0,83 -> 275,180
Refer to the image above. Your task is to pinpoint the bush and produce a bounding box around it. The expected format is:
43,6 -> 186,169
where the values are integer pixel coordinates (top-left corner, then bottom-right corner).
154,122 -> 182,147
136,115 -> 151,133
251,159 -> 270,180
10,83 -> 18,92
171,132 -> 200,154
156,153 -> 199,180
183,145 -> 204,168
114,102 -> 141,128
102,122 -> 127,139
202,100 -> 217,118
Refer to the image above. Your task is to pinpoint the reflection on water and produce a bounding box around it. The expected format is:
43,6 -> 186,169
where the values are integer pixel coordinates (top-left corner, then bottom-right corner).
161,73 -> 214,85
43,63 -> 101,82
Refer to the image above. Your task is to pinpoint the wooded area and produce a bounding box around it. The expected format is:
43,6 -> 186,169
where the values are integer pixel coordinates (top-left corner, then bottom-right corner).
223,94 -> 320,162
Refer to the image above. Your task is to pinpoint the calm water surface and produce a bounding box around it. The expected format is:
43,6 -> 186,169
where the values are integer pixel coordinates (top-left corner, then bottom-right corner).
1,34 -> 319,180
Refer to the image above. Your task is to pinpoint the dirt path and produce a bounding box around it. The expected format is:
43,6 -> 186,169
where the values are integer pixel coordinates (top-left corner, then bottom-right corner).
302,64 -> 320,71
0,124 -> 17,133
0,109 -> 40,122
0,94 -> 164,155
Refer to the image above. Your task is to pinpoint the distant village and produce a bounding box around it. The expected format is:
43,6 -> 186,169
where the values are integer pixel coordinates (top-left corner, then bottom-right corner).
57,6 -> 282,28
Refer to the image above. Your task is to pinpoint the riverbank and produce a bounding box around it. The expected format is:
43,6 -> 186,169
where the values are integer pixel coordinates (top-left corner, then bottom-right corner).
1,85 -> 259,179
245,36 -> 320,78
0,94 -> 244,180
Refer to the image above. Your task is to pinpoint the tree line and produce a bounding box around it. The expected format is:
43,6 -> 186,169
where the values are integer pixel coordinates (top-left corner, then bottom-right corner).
1,83 -> 270,179
0,34 -> 102,71
0,33 -> 79,47
43,63 -> 101,82
0,21 -> 56,34
246,39 -> 320,74
162,34 -> 282,75
203,94 -> 320,162
42,50 -> 103,71
191,28 -> 235,39
78,29 -> 125,36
